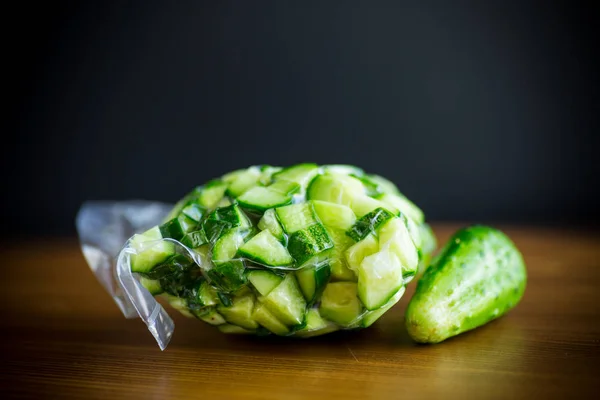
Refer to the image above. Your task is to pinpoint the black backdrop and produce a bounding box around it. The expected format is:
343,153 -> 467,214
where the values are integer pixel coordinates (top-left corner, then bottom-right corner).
6,1 -> 599,237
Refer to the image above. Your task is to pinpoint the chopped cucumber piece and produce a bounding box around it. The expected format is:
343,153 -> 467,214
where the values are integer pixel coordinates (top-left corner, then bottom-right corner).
362,286 -> 405,327
366,174 -> 400,195
268,179 -> 301,195
319,282 -> 362,327
164,294 -> 194,318
354,175 -> 384,197
257,208 -> 285,241
275,203 -> 318,234
247,270 -> 283,296
252,303 -> 290,336
218,324 -> 255,334
238,230 -> 293,266
344,233 -> 379,272
307,174 -> 365,206
287,224 -> 334,267
322,164 -> 364,177
139,276 -> 163,295
197,308 -> 226,325
212,229 -> 249,263
145,254 -> 193,280
405,216 -> 423,251
326,227 -> 357,281
262,274 -> 306,326
202,204 -> 251,242
420,223 -> 437,257
312,200 -> 356,231
272,163 -> 319,189
207,260 -> 247,292
237,186 -> 294,211
181,203 -> 205,222
378,218 -> 419,278
375,193 -> 424,224
223,166 -> 262,197
346,207 -> 395,242
295,263 -> 331,304
357,249 -> 404,310
130,226 -> 175,274
198,281 -> 219,307
216,197 -> 233,208
181,230 -> 208,248
198,180 -> 228,209
350,195 -> 391,218
295,308 -> 339,338
259,165 -> 283,185
217,294 -> 259,330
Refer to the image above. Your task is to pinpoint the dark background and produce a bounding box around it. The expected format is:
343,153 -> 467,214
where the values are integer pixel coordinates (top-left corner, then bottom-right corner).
6,1 -> 598,237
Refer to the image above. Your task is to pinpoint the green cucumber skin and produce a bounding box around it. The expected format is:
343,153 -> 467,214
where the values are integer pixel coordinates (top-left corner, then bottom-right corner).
405,225 -> 527,344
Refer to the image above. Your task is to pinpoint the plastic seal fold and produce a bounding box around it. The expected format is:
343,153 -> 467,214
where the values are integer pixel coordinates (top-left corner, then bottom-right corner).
76,200 -> 176,350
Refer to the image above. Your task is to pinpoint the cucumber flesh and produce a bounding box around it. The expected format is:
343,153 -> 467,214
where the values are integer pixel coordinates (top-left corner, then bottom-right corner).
217,294 -> 259,330
257,208 -> 285,241
319,282 -> 362,327
237,186 -> 294,211
198,281 -> 219,307
198,180 -> 228,209
197,308 -> 227,325
247,270 -> 283,296
362,286 -> 405,327
252,303 -> 290,336
322,164 -> 365,177
295,308 -> 339,338
307,174 -> 365,206
312,200 -> 356,231
262,274 -> 306,326
212,229 -> 249,264
268,179 -> 302,195
223,166 -> 262,197
259,165 -> 283,185
357,249 -> 404,310
350,195 -> 391,218
378,218 -> 419,278
376,193 -> 424,225
272,163 -> 319,189
366,174 -> 400,195
181,203 -> 205,222
139,276 -> 163,295
237,230 -> 293,266
130,226 -> 175,273
295,263 -> 331,304
344,233 -> 379,272
326,227 -> 357,281
275,203 -> 318,234
164,294 -> 194,318
405,216 -> 423,251
218,324 -> 255,334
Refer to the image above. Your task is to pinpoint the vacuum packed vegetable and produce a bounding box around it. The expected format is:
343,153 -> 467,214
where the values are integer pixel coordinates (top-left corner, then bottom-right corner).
128,163 -> 436,337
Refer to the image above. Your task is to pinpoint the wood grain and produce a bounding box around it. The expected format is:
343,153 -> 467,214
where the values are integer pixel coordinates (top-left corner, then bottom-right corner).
1,224 -> 599,399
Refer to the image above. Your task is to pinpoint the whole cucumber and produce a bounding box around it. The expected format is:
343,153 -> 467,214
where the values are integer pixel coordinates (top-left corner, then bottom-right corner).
405,225 -> 527,343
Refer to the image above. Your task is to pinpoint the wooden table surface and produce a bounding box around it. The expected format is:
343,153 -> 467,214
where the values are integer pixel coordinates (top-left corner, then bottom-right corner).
1,224 -> 599,399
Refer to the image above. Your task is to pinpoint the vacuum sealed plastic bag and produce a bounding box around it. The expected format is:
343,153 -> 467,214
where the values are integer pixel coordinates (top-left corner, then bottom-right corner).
77,164 -> 436,350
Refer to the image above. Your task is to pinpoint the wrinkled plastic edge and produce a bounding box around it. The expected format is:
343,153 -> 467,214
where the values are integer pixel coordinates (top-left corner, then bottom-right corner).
75,200 -> 176,350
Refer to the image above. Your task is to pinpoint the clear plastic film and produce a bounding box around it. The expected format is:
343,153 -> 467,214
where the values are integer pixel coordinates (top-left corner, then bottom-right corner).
76,201 -> 176,350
